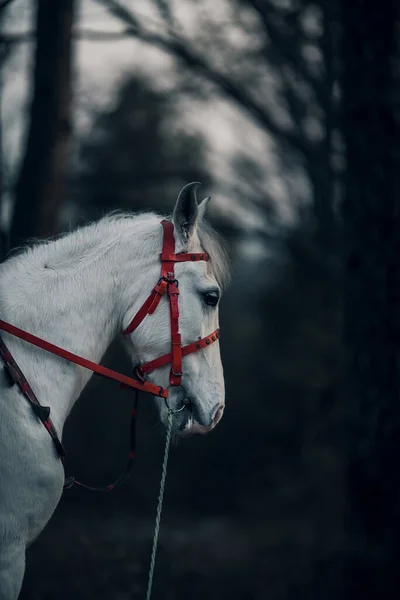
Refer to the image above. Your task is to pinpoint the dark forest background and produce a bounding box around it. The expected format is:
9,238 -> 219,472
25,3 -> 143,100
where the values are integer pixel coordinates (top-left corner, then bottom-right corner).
0,0 -> 399,598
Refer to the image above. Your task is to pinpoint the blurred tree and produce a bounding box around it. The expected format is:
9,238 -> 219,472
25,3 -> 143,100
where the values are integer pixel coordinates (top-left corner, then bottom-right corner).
94,0 -> 341,251
10,0 -> 75,248
0,0 -> 13,258
73,74 -> 211,218
341,1 -> 400,598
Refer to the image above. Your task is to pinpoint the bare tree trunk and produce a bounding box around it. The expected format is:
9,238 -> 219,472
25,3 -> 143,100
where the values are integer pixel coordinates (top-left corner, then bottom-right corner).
10,0 -> 75,248
0,11 -> 11,260
0,76 -> 4,260
341,1 -> 400,597
310,0 -> 340,255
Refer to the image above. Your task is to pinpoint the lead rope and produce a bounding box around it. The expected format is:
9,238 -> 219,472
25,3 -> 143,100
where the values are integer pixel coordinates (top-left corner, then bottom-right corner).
145,409 -> 174,600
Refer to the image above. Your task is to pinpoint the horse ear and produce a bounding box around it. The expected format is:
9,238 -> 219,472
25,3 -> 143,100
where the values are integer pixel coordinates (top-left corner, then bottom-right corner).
173,182 -> 201,241
198,196 -> 211,221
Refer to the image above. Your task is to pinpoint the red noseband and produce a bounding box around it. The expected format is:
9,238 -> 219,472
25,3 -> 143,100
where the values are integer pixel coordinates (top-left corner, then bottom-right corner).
122,220 -> 220,391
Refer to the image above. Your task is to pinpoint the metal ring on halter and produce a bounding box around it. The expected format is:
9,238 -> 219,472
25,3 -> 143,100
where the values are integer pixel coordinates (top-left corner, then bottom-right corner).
164,385 -> 188,413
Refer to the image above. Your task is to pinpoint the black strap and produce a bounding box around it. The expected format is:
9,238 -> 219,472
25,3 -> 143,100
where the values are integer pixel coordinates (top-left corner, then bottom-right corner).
63,391 -> 139,492
0,332 -> 138,493
0,333 -> 67,459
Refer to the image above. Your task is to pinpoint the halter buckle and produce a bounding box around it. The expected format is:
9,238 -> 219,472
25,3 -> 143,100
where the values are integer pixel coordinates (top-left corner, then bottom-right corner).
153,278 -> 168,296
134,365 -> 145,382
171,368 -> 183,377
158,275 -> 178,287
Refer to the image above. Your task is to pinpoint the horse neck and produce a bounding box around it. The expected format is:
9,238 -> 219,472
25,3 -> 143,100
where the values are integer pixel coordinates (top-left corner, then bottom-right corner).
0,215 -> 161,433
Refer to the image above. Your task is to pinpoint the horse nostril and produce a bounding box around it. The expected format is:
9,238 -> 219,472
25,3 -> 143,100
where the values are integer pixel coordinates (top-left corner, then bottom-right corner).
213,405 -> 224,424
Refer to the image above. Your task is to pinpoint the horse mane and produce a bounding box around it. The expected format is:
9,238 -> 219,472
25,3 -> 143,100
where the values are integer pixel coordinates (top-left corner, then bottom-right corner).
196,218 -> 231,291
3,210 -> 231,289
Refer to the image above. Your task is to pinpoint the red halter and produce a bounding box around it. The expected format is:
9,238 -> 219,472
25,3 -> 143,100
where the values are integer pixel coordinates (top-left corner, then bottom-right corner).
0,219 -> 220,491
123,220 -> 220,389
0,220 -> 219,399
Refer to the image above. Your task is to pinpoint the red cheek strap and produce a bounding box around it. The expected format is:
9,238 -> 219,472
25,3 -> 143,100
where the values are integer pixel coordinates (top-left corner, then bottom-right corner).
123,220 -> 218,390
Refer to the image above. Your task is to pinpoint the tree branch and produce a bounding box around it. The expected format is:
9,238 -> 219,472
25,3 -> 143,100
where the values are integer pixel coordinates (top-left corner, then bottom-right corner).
75,28 -> 133,40
3,0 -> 314,160
153,0 -> 175,29
93,0 -> 141,29
0,29 -> 135,43
92,0 -> 312,158
247,0 -> 324,107
0,0 -> 15,11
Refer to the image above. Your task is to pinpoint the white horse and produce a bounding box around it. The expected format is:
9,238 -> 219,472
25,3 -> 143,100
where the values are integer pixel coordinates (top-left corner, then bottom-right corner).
0,183 -> 229,600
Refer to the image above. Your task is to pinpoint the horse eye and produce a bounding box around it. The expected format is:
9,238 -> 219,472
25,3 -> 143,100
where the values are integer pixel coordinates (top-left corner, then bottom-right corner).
202,290 -> 219,307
